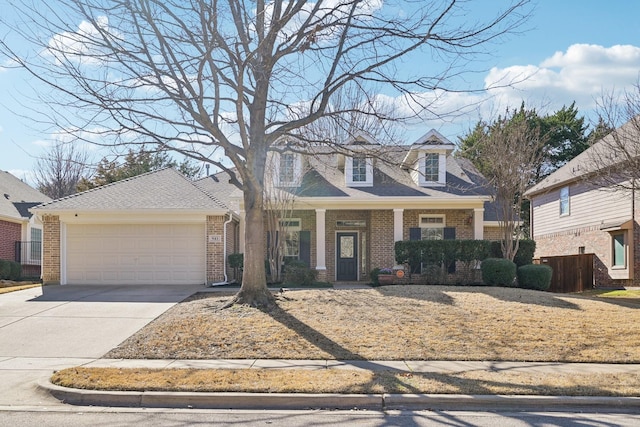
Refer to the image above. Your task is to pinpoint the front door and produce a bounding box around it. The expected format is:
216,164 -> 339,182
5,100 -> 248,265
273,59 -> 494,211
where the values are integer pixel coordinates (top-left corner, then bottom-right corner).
336,232 -> 358,281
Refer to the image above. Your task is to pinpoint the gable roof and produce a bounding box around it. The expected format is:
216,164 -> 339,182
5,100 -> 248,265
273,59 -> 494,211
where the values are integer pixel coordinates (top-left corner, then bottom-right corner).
525,118 -> 640,197
0,171 -> 51,222
194,170 -> 242,212
33,168 -> 228,213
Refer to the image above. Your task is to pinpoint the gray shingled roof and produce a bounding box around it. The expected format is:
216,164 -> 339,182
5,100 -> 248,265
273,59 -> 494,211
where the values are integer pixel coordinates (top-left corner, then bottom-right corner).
525,118 -> 640,197
193,170 -> 242,212
33,168 -> 228,212
293,148 -> 492,200
0,171 -> 51,221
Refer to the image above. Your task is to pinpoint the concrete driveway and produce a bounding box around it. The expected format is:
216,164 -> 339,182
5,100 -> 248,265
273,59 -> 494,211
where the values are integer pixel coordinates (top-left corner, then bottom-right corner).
0,284 -> 201,408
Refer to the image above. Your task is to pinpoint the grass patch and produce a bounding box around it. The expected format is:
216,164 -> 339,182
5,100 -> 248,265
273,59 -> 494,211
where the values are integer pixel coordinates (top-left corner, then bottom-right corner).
597,289 -> 640,298
106,286 -> 640,363
0,282 -> 40,294
51,367 -> 640,396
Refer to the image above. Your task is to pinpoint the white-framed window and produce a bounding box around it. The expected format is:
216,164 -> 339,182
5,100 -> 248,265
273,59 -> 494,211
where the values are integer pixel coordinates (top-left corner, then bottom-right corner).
276,152 -> 301,186
280,218 -> 301,258
30,228 -> 42,261
612,231 -> 626,268
345,156 -> 373,187
424,153 -> 439,182
418,152 -> 446,186
419,214 -> 445,240
559,186 -> 570,216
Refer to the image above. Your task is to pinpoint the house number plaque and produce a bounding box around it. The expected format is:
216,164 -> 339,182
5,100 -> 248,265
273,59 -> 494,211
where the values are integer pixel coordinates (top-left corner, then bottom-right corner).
208,235 -> 222,243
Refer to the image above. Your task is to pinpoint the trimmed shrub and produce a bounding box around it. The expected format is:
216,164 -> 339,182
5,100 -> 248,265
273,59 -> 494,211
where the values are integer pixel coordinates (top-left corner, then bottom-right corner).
228,253 -> 244,269
481,258 -> 517,287
370,267 -> 382,286
490,240 -> 536,266
517,264 -> 552,291
284,260 -> 317,286
9,261 -> 22,281
0,259 -> 11,280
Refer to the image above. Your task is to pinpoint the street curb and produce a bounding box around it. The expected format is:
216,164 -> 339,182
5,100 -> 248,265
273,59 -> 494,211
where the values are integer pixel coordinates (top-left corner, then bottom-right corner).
39,380 -> 640,411
38,380 -> 382,409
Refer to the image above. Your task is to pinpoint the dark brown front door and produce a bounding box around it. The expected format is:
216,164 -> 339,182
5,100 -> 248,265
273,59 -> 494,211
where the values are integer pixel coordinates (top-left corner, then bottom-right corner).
336,232 -> 358,281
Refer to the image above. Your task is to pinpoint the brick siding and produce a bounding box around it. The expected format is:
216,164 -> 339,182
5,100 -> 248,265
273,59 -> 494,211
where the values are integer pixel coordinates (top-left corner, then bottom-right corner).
206,215 -> 228,284
42,215 -> 60,285
0,220 -> 21,261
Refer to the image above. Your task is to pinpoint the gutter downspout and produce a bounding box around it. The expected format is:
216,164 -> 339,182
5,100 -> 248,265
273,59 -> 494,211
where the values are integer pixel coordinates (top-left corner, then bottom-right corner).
208,212 -> 233,287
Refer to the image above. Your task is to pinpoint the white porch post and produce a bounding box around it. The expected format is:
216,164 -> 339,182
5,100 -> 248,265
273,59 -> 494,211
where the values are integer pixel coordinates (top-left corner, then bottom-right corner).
239,210 -> 245,252
315,209 -> 326,271
474,208 -> 484,240
393,209 -> 404,242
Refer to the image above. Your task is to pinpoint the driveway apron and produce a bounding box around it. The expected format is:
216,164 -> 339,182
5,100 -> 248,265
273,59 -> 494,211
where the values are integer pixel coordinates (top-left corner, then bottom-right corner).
0,284 -> 201,407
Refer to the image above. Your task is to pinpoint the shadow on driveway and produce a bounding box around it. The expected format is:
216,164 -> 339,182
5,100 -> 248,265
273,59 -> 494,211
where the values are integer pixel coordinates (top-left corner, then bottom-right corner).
31,284 -> 203,303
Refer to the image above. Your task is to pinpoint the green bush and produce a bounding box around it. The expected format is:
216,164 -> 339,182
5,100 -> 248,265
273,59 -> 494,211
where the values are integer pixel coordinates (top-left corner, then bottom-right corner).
517,264 -> 552,291
9,261 -> 22,281
0,259 -> 11,280
490,240 -> 536,266
283,260 -> 317,286
370,267 -> 382,286
228,253 -> 244,269
481,258 -> 517,287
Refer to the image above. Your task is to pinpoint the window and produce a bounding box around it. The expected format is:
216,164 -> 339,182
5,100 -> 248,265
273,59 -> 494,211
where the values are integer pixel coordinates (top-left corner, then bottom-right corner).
345,156 -> 373,187
612,232 -> 626,268
419,214 -> 445,240
424,153 -> 439,182
559,186 -> 570,216
352,157 -> 367,182
30,228 -> 42,261
280,218 -> 301,258
279,153 -> 296,184
336,220 -> 366,227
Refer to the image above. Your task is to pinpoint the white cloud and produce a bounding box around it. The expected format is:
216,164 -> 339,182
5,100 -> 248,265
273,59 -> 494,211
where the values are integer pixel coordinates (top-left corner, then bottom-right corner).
484,44 -> 640,116
46,16 -> 120,66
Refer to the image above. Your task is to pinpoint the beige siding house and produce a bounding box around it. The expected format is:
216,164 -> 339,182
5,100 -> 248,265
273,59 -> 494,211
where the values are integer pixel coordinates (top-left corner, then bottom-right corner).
525,120 -> 639,287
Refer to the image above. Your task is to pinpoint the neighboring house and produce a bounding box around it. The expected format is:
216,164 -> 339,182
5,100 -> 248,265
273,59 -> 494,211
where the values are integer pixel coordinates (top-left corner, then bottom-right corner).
524,119 -> 639,287
0,171 -> 51,276
34,129 -> 505,286
32,168 -> 239,285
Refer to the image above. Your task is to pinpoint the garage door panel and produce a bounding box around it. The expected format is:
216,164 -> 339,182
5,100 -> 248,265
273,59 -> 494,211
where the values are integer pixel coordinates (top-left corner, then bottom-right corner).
66,223 -> 205,285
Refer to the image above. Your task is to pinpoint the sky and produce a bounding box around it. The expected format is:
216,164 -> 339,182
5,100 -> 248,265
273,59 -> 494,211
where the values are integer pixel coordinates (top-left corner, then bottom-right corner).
1,0 -> 640,184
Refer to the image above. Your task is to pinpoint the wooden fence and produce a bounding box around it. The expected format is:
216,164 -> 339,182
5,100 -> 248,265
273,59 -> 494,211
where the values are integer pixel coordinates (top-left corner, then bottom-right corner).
538,254 -> 594,293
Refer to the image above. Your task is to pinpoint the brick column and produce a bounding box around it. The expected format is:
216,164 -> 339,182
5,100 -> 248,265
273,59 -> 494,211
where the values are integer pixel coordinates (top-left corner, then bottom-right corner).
206,216 -> 226,284
42,215 -> 61,285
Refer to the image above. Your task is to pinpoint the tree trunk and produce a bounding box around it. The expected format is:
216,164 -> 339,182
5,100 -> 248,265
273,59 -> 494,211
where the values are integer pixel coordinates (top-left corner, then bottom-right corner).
223,178 -> 275,308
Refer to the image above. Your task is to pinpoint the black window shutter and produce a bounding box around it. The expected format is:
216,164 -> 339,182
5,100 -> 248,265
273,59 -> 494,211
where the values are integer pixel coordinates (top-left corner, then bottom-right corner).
409,227 -> 421,241
299,230 -> 311,267
444,227 -> 456,240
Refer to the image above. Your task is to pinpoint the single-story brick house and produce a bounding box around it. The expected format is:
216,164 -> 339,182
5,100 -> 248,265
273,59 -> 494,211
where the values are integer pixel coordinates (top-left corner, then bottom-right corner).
0,170 -> 50,276
33,129 -> 504,285
524,118 -> 640,287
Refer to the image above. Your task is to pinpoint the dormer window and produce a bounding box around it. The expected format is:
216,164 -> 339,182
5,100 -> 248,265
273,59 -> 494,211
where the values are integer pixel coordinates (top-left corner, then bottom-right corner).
346,156 -> 373,187
277,152 -> 301,186
417,151 -> 446,186
424,153 -> 439,182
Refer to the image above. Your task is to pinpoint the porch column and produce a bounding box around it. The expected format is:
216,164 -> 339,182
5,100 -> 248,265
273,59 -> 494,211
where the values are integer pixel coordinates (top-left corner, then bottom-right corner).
315,209 -> 326,273
474,208 -> 484,240
393,209 -> 404,242
239,210 -> 245,252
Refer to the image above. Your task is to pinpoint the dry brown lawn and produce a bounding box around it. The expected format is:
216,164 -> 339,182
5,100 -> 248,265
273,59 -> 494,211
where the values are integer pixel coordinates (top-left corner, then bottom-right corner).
52,367 -> 640,396
106,285 -> 640,363
0,281 -> 40,294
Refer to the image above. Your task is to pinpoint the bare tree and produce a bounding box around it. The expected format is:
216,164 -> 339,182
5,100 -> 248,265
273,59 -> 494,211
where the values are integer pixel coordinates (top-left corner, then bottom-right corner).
1,0 -> 530,306
585,81 -> 640,192
33,142 -> 90,199
470,107 -> 546,261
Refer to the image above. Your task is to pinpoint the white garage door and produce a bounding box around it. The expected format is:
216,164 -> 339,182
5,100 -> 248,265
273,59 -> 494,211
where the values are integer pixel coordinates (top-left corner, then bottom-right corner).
66,223 -> 205,285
